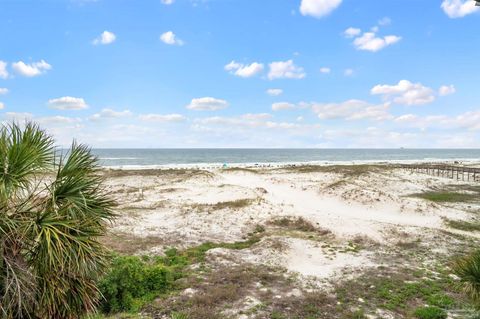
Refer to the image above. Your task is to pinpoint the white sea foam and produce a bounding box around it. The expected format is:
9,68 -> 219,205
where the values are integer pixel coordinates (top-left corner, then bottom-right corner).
101,158 -> 480,170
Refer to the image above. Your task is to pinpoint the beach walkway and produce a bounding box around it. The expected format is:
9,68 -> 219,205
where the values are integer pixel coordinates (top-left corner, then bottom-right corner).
399,164 -> 480,182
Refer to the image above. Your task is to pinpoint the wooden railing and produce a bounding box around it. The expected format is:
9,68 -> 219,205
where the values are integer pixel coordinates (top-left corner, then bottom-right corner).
398,164 -> 480,182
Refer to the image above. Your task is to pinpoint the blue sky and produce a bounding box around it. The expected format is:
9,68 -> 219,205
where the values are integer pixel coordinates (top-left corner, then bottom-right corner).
0,0 -> 479,148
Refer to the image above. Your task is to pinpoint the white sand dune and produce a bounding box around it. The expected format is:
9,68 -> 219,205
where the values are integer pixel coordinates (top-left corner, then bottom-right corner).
105,164 -> 479,283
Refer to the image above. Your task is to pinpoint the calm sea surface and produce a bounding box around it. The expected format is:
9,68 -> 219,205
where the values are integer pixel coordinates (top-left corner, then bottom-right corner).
91,149 -> 480,167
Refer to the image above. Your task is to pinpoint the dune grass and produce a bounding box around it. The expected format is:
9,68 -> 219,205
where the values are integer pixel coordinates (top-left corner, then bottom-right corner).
411,184 -> 480,203
335,266 -> 464,318
269,216 -> 331,235
445,219 -> 480,232
279,164 -> 390,177
190,197 -> 258,212
222,167 -> 260,174
413,191 -> 477,203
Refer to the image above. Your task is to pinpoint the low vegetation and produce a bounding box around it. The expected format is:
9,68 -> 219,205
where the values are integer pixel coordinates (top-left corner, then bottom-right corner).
222,167 -> 260,174
103,168 -> 213,180
335,265 -> 466,318
413,191 -> 478,203
269,216 -> 331,235
445,219 -> 480,232
411,184 -> 480,203
99,256 -> 176,313
414,306 -> 447,319
98,235 -> 262,315
190,198 -> 258,212
280,164 -> 389,177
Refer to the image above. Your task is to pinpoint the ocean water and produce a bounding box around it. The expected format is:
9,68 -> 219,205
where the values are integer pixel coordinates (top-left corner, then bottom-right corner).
91,149 -> 480,168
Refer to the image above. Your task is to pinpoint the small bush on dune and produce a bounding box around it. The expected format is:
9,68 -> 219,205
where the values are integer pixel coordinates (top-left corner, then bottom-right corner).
413,306 -> 447,319
99,256 -> 175,313
98,236 -> 263,315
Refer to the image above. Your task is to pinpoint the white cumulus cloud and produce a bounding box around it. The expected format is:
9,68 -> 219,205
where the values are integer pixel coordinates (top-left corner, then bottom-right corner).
441,0 -> 479,18
193,115 -> 301,131
344,25 -> 401,52
160,31 -> 184,45
268,60 -> 305,80
319,67 -> 331,74
266,89 -> 283,96
12,60 -> 51,77
241,113 -> 272,120
343,27 -> 361,38
0,88 -> 8,95
300,0 -> 342,18
37,116 -> 82,125
352,32 -> 401,52
0,61 -> 8,79
90,108 -> 132,120
161,0 -> 174,4
378,17 -> 392,26
3,112 -> 33,122
344,68 -> 354,76
48,96 -> 89,110
139,113 -> 186,122
371,80 -> 435,105
438,84 -> 456,96
225,61 -> 264,78
311,99 -> 392,121
186,97 -> 228,111
272,102 -> 296,111
93,31 -> 116,45
0,102 -> 4,110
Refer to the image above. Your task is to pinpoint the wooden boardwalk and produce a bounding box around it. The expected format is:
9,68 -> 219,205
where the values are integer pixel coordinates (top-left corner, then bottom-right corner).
398,164 -> 480,182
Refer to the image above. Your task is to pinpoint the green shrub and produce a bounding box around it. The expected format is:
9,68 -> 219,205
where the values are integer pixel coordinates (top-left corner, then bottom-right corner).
99,256 -> 175,313
98,236 -> 261,314
426,293 -> 454,308
414,306 -> 447,319
171,312 -> 189,319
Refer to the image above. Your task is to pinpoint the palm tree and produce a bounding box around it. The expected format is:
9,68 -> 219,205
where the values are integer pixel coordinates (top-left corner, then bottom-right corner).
454,250 -> 480,307
0,122 -> 115,318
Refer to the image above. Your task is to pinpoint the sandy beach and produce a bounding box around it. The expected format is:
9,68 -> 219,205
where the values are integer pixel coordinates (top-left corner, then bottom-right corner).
100,163 -> 480,318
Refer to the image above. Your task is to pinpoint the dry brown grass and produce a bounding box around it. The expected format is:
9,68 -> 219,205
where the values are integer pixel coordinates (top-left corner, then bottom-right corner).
147,264 -> 342,319
102,168 -> 214,179
324,179 -> 348,189
222,167 -> 260,174
149,264 -> 285,319
189,198 -> 258,212
279,164 -> 391,178
101,232 -> 171,254
268,216 -> 331,235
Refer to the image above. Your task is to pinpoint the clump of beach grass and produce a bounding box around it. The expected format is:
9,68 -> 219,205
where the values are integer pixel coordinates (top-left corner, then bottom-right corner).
412,191 -> 478,203
445,218 -> 480,232
411,184 -> 480,203
222,167 -> 260,174
279,164 -> 392,178
269,216 -> 331,235
189,197 -> 258,212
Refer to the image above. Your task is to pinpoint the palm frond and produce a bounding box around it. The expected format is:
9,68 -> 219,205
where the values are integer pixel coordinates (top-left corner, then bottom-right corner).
454,250 -> 480,306
0,121 -> 115,318
0,122 -> 54,201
